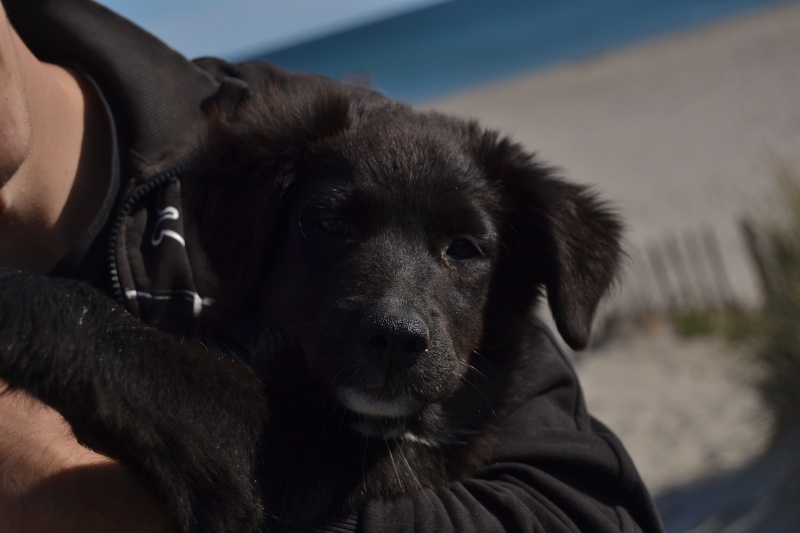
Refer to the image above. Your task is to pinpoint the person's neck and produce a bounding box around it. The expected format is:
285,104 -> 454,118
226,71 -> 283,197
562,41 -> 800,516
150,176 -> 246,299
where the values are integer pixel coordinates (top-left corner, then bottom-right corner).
0,29 -> 110,274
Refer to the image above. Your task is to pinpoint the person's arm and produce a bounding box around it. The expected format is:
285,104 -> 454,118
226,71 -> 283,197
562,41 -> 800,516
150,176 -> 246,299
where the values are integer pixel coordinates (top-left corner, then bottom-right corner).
0,385 -> 178,533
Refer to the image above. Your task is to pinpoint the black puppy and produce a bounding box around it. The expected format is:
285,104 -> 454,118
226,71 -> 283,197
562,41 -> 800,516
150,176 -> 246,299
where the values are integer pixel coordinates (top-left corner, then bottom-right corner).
0,70 -> 621,532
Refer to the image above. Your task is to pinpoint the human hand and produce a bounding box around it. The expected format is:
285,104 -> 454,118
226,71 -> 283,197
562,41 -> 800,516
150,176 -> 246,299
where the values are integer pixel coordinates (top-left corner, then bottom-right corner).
0,383 -> 178,533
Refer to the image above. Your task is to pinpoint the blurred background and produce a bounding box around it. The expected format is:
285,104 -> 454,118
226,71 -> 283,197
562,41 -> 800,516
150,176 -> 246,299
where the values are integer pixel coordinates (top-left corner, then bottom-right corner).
98,0 -> 800,531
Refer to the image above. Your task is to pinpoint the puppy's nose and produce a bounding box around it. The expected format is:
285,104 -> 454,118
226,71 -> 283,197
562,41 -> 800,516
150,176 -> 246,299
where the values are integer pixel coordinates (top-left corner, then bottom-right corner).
361,311 -> 429,376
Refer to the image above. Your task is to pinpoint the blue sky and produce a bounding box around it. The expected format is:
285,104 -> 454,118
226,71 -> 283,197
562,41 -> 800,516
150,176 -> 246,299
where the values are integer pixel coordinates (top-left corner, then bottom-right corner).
96,0 -> 449,59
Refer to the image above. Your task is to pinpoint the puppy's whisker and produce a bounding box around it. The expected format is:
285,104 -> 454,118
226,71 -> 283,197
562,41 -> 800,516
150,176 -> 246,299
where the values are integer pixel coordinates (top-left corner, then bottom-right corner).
385,441 -> 404,491
468,369 -> 490,386
455,358 -> 490,384
458,370 -> 497,419
337,402 -> 350,430
361,438 -> 369,490
397,444 -> 432,507
319,402 -> 339,438
318,374 -> 348,438
315,368 -> 345,409
471,350 -> 497,372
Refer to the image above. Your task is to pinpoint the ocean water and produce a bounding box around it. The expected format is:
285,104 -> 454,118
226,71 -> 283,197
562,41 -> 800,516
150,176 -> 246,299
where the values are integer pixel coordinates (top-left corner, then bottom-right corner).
252,0 -> 791,103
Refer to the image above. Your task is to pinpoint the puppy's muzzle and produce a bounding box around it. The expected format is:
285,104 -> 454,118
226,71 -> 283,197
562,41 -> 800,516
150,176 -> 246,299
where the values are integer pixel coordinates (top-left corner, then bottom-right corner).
360,310 -> 429,379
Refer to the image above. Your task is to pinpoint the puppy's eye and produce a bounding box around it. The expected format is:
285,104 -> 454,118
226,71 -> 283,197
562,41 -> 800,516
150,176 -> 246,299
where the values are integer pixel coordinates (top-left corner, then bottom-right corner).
317,218 -> 348,235
446,238 -> 482,260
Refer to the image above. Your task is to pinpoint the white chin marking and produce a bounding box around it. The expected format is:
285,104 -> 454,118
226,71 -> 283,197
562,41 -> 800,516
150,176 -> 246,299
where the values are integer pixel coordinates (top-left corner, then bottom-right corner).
337,387 -> 416,417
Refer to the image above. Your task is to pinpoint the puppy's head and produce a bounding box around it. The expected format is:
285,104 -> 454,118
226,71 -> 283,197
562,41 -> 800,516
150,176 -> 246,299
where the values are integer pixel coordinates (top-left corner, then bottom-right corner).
188,84 -> 621,435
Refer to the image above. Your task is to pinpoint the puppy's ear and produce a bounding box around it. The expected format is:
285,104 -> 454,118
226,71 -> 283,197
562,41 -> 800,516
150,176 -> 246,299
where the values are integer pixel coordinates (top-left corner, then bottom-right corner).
475,130 -> 623,349
185,86 -> 351,313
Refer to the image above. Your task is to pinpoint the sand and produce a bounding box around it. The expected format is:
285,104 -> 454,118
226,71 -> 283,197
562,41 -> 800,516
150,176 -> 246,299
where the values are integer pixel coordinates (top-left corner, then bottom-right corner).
574,326 -> 771,496
425,2 -> 800,531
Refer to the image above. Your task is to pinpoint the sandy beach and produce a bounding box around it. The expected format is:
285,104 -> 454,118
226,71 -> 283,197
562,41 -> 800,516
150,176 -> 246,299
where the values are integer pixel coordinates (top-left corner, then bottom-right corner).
426,2 -> 800,531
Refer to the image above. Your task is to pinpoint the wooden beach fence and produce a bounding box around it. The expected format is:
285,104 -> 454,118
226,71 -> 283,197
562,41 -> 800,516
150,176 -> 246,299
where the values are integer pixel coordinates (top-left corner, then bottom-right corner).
597,226 -> 746,331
